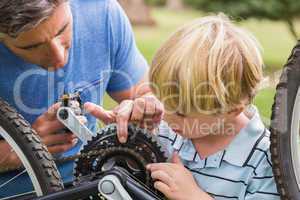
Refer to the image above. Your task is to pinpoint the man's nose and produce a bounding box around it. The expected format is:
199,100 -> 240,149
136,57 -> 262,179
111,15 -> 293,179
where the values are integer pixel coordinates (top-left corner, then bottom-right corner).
48,38 -> 65,66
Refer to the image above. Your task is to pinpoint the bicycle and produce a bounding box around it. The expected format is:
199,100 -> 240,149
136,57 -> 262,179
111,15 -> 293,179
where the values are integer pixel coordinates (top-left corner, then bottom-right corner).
0,93 -> 166,200
2,41 -> 300,199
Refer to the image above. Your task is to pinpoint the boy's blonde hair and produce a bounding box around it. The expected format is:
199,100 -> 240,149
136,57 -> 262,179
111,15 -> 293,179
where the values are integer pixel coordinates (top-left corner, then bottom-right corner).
150,14 -> 263,115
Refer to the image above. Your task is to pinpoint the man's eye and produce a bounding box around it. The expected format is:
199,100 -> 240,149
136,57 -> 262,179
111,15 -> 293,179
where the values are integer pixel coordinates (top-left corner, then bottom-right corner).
20,44 -> 41,50
24,47 -> 37,51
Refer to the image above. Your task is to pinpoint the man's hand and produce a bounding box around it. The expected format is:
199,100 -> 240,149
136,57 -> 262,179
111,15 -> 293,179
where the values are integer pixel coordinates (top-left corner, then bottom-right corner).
32,103 -> 78,154
147,153 -> 213,200
0,141 -> 22,172
84,95 -> 164,143
0,103 -> 79,171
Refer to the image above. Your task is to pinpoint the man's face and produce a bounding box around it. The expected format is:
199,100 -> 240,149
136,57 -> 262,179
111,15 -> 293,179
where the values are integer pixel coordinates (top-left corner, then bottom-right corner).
2,2 -> 73,71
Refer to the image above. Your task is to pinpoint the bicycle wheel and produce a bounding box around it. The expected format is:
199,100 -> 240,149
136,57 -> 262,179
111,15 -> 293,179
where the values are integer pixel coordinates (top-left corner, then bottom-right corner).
0,98 -> 63,199
270,42 -> 300,200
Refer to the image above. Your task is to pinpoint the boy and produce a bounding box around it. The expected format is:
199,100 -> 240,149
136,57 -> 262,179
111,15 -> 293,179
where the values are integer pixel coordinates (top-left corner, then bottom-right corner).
147,14 -> 280,200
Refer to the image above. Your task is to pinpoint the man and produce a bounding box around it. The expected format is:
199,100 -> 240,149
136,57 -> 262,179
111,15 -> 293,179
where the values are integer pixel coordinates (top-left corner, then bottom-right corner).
0,0 -> 163,197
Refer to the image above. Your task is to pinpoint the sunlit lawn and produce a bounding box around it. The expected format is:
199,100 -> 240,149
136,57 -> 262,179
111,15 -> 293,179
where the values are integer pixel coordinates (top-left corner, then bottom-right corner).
104,7 -> 298,124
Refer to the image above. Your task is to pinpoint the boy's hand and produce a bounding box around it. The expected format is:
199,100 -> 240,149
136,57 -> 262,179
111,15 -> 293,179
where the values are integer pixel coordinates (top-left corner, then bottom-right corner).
84,95 -> 163,143
32,103 -> 78,154
147,153 -> 213,200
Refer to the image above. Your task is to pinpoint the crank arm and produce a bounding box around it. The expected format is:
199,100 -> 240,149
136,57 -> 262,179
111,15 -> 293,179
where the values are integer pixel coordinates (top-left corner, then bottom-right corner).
57,107 -> 93,143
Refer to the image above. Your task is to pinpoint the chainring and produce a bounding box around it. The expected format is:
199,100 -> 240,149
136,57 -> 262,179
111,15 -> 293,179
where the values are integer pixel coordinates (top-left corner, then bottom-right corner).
74,123 -> 167,198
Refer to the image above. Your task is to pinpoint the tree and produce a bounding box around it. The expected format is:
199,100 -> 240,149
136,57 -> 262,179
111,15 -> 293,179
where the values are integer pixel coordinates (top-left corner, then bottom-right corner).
184,0 -> 300,40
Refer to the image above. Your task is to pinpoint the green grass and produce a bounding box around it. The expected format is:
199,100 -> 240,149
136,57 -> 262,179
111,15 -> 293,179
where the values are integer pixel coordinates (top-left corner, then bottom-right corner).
242,19 -> 298,73
134,8 -> 298,72
254,88 -> 276,125
104,7 -> 294,123
103,93 -> 117,110
134,8 -> 202,63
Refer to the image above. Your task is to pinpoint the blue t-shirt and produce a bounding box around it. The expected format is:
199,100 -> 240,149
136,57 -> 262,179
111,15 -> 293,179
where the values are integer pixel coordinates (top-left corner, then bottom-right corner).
0,0 -> 147,197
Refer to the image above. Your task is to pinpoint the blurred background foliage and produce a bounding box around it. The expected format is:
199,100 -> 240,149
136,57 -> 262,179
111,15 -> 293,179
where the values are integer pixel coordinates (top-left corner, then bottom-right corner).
145,0 -> 166,6
183,0 -> 300,39
104,0 -> 300,125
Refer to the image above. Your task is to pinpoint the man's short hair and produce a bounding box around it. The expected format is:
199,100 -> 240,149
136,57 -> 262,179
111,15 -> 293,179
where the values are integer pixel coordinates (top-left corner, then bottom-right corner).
0,0 -> 65,38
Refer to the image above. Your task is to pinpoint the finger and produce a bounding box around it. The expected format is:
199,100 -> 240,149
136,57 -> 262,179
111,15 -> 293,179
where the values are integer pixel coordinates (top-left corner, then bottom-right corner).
9,153 -> 22,169
116,100 -> 134,143
172,152 -> 183,166
44,102 -> 62,121
77,116 -> 87,125
47,139 -> 78,154
43,133 -> 77,146
130,98 -> 145,122
147,163 -> 174,176
151,170 -> 174,187
33,119 -> 65,136
152,114 -> 162,127
84,102 -> 116,124
142,99 -> 156,130
112,105 -> 120,114
144,118 -> 155,131
154,181 -> 171,197
144,97 -> 156,118
153,101 -> 164,124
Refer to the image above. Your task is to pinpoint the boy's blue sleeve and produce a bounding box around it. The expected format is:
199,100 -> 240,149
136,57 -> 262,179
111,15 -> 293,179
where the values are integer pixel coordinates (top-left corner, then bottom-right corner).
245,151 -> 280,200
155,121 -> 187,162
106,0 -> 148,93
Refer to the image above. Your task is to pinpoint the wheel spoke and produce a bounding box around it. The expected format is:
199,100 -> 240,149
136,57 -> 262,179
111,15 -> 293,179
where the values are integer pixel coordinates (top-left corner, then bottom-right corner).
0,169 -> 27,189
0,98 -> 63,198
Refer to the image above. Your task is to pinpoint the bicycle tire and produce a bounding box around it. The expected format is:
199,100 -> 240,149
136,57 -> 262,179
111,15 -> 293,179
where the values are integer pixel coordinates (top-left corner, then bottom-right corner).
0,98 -> 64,198
270,41 -> 300,200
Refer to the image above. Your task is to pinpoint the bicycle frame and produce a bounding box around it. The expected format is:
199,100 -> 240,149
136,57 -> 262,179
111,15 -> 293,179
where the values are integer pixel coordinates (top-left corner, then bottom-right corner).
5,167 -> 163,200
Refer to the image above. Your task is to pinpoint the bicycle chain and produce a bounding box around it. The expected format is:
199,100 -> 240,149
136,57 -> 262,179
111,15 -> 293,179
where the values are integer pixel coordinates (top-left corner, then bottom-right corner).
55,94 -> 166,199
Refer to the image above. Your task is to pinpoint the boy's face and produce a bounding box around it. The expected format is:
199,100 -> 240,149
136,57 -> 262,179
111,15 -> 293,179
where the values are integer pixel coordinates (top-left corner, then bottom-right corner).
1,2 -> 73,71
163,112 -> 237,139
